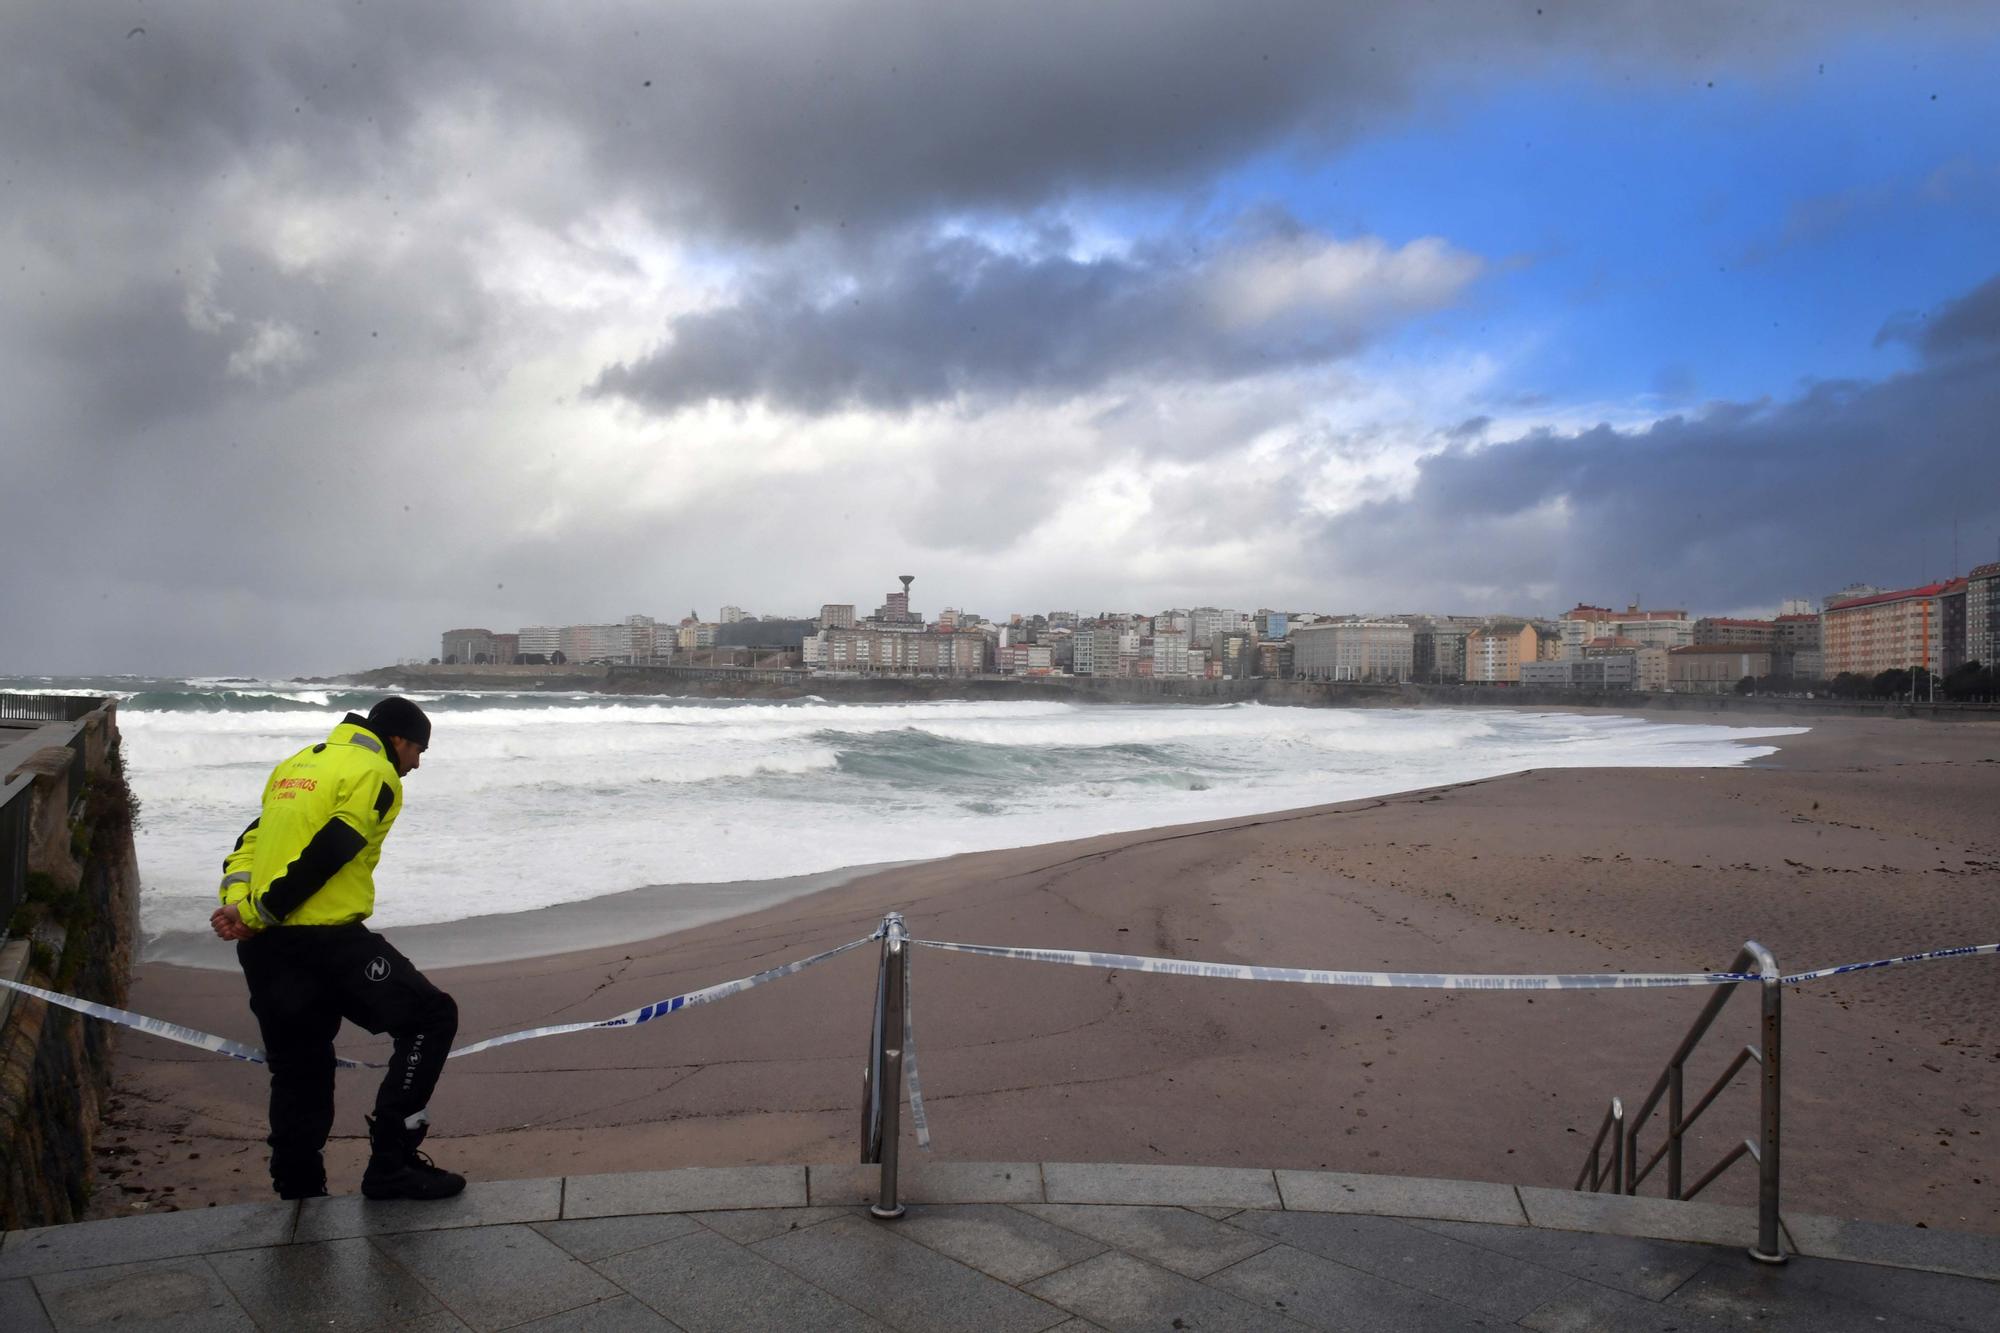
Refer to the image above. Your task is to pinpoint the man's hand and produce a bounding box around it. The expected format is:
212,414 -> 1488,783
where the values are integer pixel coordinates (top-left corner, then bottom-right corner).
210,903 -> 256,941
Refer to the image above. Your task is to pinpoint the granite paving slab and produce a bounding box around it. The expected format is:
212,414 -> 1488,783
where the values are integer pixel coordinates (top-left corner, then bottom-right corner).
889,1203 -> 1107,1286
692,1205 -> 852,1245
1517,1278 -> 1702,1333
532,1213 -> 706,1263
383,1313 -> 475,1332
1517,1184 -> 1764,1248
378,1223 -> 623,1331
1669,1251 -> 2000,1333
1785,1212 -> 2000,1281
1206,1243 -> 1514,1332
1041,1162 -> 1281,1209
1026,1251 -> 1309,1332
1228,1210 -> 1575,1322
506,1293 -> 684,1331
212,1236 -> 445,1329
0,1201 -> 297,1280
1409,1214 -> 1714,1300
1020,1203 -> 1273,1279
595,1226 -> 888,1332
564,1166 -> 806,1218
31,1255 -> 254,1332
295,1177 -> 561,1243
1276,1168 -> 1527,1225
809,1160 -> 1044,1206
0,1276 -> 52,1333
754,1212 -> 1070,1333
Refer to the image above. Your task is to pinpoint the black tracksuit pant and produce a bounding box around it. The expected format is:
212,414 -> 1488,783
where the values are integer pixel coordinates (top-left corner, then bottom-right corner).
238,923 -> 458,1194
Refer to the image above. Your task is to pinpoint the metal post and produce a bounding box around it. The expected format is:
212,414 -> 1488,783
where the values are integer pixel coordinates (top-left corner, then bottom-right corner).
1751,945 -> 1785,1264
871,914 -> 908,1219
1667,1063 -> 1684,1199
1610,1101 -> 1625,1194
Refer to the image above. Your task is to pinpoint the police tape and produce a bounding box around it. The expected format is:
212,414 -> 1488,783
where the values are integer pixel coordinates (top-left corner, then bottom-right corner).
445,932 -> 880,1059
909,938 -> 2000,991
3,935 -> 1994,1069
0,931 -> 880,1068
1774,942 -> 2000,986
901,944 -> 930,1150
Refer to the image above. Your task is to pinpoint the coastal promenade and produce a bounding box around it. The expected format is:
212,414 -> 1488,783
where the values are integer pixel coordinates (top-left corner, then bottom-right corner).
5,1161 -> 1996,1330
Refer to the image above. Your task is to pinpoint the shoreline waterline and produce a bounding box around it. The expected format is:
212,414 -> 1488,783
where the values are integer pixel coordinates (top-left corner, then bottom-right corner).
140,705 -> 1808,970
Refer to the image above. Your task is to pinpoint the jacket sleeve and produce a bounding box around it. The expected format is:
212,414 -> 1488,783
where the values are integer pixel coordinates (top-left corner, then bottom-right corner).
217,818 -> 261,922
250,817 -> 368,925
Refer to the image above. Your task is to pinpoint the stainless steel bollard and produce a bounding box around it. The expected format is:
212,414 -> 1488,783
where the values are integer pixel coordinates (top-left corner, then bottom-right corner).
1751,943 -> 1784,1264
871,914 -> 908,1219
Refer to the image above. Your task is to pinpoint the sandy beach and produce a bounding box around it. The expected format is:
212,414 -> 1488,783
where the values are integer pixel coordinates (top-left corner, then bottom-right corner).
93,710 -> 2000,1233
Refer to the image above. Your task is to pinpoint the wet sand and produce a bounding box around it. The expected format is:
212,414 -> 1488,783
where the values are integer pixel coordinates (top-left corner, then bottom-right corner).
94,712 -> 2000,1232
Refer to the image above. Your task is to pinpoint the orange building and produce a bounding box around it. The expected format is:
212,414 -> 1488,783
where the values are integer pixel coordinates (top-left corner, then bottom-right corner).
1821,581 -> 1963,677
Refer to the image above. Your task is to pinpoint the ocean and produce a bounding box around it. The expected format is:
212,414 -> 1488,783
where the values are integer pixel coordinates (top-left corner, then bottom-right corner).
6,677 -> 1805,945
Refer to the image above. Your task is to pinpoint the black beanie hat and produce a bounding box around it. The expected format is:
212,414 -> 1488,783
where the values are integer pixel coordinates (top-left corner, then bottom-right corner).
365,696 -> 432,749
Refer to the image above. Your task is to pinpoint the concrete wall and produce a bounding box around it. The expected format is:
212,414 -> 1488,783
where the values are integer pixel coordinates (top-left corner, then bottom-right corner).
0,705 -> 142,1229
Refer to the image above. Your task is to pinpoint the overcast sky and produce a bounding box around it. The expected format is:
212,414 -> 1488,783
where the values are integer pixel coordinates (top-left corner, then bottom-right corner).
5,2 -> 1999,676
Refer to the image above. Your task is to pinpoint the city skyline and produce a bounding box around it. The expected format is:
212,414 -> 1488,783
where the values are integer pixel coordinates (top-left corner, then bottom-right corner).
5,6 -> 2000,677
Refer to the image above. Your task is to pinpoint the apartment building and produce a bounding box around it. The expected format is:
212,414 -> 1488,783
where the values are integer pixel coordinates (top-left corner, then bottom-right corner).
1152,630 -> 1191,678
1465,621 -> 1551,683
821,627 -> 985,675
1584,636 -> 1668,691
1969,562 -> 2000,669
1822,581 -> 1960,676
1694,618 -> 1778,649
1560,604 -> 1693,656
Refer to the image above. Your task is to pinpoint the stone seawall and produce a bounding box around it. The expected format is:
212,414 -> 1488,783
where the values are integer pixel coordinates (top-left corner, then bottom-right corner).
0,705 -> 142,1229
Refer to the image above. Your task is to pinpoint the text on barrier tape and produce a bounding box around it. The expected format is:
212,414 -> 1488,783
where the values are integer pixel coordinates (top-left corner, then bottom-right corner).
909,939 -> 2000,992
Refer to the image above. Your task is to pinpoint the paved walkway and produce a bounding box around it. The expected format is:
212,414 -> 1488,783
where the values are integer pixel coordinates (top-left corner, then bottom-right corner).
4,1162 -> 1996,1331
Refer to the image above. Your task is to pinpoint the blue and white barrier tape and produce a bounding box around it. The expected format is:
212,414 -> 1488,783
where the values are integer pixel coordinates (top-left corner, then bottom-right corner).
2,937 -> 1993,1069
1777,941 -> 2000,986
0,931 -> 878,1067
901,944 -> 930,1150
0,975 -> 355,1065
445,932 -> 879,1059
910,939 -> 2000,992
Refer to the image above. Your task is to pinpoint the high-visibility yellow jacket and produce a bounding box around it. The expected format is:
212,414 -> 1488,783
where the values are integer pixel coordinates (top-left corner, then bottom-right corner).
217,715 -> 405,928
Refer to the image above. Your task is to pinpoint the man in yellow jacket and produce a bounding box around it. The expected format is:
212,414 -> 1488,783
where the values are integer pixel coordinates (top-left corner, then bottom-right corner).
210,696 -> 464,1202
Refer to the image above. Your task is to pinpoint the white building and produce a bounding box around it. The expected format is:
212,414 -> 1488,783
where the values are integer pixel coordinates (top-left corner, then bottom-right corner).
517,626 -> 562,657
1152,630 -> 1191,678
720,605 -> 745,624
1292,620 -> 1416,682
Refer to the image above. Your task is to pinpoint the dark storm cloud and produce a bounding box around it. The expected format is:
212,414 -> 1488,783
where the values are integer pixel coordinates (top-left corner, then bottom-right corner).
4,2 -> 1964,246
590,224 -> 1480,413
1877,272 -> 2000,361
3,1 -> 1995,674
1326,273 -> 2000,611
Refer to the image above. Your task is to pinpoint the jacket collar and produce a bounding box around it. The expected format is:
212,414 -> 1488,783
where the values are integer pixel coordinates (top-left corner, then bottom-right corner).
331,713 -> 389,756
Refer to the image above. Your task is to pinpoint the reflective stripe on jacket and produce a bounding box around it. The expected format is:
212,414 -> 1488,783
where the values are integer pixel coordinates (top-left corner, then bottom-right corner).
216,715 -> 403,928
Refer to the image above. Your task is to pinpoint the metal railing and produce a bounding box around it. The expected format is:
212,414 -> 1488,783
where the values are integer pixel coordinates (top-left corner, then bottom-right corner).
0,693 -> 103,724
1574,940 -> 1784,1264
858,912 -> 909,1218
0,775 -> 32,930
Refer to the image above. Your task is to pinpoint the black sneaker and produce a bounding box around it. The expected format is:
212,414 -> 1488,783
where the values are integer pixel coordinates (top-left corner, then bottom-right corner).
361,1114 -> 466,1201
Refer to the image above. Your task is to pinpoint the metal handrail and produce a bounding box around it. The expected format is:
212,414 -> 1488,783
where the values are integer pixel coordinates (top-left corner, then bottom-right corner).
1573,940 -> 1784,1264
1573,1097 -> 1624,1193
